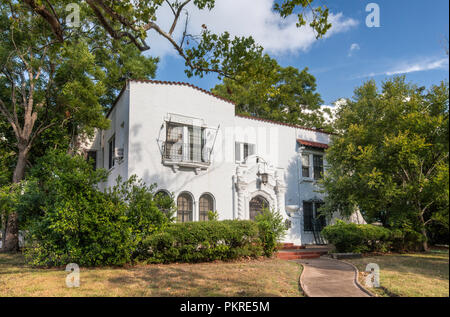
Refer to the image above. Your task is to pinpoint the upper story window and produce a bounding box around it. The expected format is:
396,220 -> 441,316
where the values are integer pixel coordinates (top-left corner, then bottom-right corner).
300,153 -> 324,180
108,134 -> 115,170
301,154 -> 310,178
163,122 -> 209,164
235,142 -> 255,163
313,154 -> 324,180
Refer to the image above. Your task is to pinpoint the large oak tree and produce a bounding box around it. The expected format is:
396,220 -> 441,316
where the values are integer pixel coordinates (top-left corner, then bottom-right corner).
320,77 -> 449,250
0,1 -> 157,251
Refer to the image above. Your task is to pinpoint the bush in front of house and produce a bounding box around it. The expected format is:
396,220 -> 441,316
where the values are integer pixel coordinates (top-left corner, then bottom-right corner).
389,227 -> 425,252
321,220 -> 392,253
21,150 -> 173,267
322,220 -> 425,253
255,208 -> 286,257
140,220 -> 263,263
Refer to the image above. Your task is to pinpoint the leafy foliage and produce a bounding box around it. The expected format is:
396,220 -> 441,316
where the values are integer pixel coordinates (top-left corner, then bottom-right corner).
141,220 -> 263,263
20,0 -> 330,79
255,208 -> 286,257
20,151 -> 173,266
320,77 -> 449,248
213,55 -> 330,129
107,175 -> 175,256
321,220 -> 423,254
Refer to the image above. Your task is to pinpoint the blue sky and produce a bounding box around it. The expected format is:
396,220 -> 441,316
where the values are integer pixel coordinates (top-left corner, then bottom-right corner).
147,0 -> 449,105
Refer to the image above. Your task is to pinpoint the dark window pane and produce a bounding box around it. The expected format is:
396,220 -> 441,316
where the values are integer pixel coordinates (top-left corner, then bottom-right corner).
314,202 -> 326,230
303,201 -> 313,231
243,143 -> 249,160
108,135 -> 115,169
313,155 -> 324,180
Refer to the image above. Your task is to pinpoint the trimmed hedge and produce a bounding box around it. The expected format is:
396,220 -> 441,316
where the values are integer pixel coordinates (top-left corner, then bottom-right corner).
140,220 -> 264,263
322,220 -> 424,253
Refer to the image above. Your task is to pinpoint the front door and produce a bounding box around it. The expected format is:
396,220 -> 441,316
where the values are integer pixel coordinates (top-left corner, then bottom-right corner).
249,195 -> 269,220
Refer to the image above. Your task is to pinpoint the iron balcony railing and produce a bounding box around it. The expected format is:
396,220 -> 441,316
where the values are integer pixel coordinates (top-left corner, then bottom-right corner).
162,142 -> 211,165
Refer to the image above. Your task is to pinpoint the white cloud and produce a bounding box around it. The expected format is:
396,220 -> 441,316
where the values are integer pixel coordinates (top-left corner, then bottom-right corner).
348,43 -> 360,56
146,0 -> 358,59
385,58 -> 449,75
358,57 -> 449,78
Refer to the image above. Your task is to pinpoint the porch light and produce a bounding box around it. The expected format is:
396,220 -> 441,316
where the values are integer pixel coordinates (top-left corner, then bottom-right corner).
259,172 -> 269,185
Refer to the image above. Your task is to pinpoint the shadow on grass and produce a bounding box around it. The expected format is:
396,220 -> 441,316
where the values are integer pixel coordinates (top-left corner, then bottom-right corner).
107,261 -> 302,297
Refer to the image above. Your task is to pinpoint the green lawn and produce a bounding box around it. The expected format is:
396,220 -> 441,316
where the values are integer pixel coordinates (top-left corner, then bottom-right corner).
347,249 -> 449,297
0,253 -> 303,297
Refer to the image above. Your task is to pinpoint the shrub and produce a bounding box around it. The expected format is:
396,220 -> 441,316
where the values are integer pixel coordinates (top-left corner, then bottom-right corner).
140,220 -> 263,263
390,227 -> 424,252
22,150 -> 174,266
107,175 -> 175,256
255,208 -> 286,257
322,220 -> 391,253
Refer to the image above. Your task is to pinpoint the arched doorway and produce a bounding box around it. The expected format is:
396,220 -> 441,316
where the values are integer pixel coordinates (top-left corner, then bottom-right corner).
249,195 -> 269,221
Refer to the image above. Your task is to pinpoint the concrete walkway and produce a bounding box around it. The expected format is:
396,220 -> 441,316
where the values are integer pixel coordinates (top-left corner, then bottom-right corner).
295,257 -> 372,297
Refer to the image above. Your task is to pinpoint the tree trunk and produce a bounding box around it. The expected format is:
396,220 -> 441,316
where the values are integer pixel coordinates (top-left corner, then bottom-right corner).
419,213 -> 429,251
0,214 -> 6,251
2,148 -> 28,252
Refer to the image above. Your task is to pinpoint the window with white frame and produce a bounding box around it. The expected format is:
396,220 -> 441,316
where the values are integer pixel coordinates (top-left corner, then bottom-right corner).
235,142 -> 255,162
301,154 -> 310,178
164,122 -> 207,163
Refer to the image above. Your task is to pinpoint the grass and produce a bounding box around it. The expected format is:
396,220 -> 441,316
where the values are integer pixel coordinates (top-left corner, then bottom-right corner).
347,249 -> 449,297
0,253 -> 303,297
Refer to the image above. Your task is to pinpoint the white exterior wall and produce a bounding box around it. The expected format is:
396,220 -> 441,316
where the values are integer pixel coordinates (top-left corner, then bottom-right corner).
92,80 -> 357,245
127,81 -> 236,221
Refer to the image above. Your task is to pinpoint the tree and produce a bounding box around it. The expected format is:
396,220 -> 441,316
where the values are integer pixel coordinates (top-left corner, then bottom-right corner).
320,77 -> 449,250
22,0 -> 331,79
212,54 -> 330,129
0,2 -> 157,251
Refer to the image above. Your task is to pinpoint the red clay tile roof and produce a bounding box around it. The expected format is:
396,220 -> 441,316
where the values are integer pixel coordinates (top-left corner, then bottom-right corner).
131,79 -> 236,106
297,139 -> 329,149
107,79 -> 334,135
236,113 -> 333,135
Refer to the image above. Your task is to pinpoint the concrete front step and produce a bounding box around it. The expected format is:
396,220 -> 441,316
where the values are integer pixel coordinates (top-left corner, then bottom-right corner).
276,251 -> 325,260
280,243 -> 306,250
276,253 -> 322,260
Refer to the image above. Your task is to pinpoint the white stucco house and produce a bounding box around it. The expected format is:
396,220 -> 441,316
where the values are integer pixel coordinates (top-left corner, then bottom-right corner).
87,79 -> 364,246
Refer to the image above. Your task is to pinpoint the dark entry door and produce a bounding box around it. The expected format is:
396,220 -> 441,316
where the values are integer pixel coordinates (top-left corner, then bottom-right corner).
249,196 -> 269,220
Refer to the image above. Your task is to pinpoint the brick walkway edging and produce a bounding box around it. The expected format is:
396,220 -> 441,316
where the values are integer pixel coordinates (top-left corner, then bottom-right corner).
298,257 -> 375,297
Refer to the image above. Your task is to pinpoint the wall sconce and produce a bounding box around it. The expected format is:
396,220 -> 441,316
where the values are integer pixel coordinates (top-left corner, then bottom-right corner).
258,172 -> 269,185
256,156 -> 269,185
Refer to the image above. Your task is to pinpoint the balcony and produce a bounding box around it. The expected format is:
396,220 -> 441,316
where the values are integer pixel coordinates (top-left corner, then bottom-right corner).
162,142 -> 211,172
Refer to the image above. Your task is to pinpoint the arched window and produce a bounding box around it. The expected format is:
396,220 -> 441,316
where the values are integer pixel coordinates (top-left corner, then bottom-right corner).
249,195 -> 269,221
199,193 -> 215,221
177,192 -> 193,223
